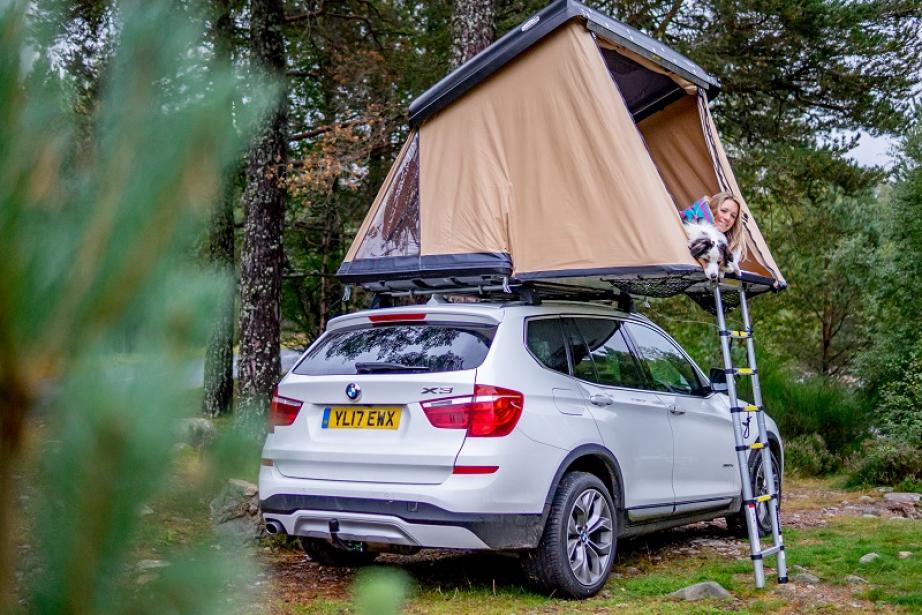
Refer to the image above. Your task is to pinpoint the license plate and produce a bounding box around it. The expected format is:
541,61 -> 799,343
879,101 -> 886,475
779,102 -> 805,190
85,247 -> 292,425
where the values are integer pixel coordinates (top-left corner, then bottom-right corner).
322,406 -> 401,430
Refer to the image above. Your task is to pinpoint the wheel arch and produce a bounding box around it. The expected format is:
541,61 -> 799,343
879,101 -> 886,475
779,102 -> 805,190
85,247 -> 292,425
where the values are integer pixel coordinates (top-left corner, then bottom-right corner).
543,444 -> 625,512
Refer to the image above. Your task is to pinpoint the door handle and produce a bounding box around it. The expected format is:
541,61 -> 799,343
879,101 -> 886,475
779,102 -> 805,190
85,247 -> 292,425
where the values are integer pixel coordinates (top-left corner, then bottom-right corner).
589,394 -> 614,407
669,404 -> 686,415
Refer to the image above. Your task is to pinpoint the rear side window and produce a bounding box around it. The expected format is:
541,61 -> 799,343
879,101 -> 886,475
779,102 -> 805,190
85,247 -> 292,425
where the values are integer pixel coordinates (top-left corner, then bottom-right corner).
569,318 -> 646,389
293,323 -> 496,376
526,318 -> 569,375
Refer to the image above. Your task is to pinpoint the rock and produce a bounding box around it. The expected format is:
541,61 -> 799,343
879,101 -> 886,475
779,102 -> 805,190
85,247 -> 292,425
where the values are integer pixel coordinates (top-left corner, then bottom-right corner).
210,478 -> 263,543
667,581 -> 732,601
846,575 -> 868,585
139,504 -> 154,517
859,552 -> 880,564
791,565 -> 821,584
862,514 -> 878,518
135,559 -> 170,573
229,478 -> 259,498
177,417 -> 217,448
792,572 -> 820,584
858,495 -> 874,503
898,551 -> 912,559
877,487 -> 894,493
883,492 -> 921,504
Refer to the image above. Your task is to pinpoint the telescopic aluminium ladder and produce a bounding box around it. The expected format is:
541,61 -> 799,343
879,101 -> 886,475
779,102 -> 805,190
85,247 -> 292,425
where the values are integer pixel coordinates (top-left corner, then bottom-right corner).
712,282 -> 789,588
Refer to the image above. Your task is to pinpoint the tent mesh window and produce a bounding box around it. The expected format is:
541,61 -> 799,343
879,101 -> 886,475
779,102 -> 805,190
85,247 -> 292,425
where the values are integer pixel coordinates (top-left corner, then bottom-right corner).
355,133 -> 421,259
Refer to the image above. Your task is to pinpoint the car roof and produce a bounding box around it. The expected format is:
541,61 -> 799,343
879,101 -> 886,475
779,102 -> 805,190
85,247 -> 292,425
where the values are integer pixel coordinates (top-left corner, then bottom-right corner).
327,300 -> 658,331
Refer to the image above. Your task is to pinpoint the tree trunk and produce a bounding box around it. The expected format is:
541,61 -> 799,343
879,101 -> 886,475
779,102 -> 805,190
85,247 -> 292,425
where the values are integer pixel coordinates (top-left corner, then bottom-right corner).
202,0 -> 237,418
450,0 -> 494,68
238,0 -> 288,416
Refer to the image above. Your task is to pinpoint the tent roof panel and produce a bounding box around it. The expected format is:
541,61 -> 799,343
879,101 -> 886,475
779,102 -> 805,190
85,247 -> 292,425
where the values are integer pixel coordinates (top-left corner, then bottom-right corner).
408,0 -> 719,126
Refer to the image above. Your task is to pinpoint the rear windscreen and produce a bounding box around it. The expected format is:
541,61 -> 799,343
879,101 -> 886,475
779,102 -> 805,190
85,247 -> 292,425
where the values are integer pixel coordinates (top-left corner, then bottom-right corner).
293,323 -> 497,376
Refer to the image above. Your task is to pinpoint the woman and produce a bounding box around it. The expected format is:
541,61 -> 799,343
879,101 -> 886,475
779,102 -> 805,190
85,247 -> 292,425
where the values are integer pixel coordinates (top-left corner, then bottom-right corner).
680,191 -> 746,262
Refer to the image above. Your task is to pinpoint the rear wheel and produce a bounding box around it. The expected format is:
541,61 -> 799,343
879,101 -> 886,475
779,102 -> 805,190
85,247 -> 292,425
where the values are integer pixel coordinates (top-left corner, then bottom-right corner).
300,537 -> 379,567
727,448 -> 782,538
521,472 -> 616,598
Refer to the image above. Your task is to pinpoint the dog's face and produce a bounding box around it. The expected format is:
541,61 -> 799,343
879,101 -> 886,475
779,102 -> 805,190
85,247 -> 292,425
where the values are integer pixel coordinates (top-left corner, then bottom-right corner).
686,223 -> 734,281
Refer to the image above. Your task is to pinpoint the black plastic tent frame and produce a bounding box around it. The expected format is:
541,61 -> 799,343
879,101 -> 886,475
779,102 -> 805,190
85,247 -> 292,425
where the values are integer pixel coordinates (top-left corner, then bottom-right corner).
408,0 -> 720,127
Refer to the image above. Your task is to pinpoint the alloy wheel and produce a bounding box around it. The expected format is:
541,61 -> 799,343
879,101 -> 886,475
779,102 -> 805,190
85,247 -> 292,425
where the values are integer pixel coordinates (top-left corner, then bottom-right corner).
566,488 -> 614,586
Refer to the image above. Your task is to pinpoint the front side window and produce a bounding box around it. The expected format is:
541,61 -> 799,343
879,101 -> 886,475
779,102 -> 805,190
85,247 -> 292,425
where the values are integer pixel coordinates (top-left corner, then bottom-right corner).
526,318 -> 570,375
626,323 -> 706,396
293,323 -> 496,376
569,318 -> 645,389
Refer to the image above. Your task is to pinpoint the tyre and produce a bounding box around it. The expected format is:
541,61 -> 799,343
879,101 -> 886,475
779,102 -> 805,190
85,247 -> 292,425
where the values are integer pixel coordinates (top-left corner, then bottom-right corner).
300,537 -> 379,567
521,471 -> 616,598
727,447 -> 782,538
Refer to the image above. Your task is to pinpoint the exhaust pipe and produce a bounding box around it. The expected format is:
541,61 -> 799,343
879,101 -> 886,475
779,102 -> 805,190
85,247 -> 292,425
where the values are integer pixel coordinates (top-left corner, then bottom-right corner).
265,519 -> 286,535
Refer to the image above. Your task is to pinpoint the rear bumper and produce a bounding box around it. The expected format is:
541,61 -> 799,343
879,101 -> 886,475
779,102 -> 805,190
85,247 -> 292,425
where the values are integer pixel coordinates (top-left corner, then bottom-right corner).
261,494 -> 544,549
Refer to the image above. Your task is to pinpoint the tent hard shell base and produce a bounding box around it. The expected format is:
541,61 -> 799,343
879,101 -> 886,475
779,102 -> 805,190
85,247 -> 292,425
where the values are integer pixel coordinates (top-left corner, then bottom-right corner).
337,0 -> 785,302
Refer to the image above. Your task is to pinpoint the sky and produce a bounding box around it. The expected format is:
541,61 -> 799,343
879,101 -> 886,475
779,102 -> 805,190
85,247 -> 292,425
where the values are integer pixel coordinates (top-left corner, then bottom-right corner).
847,131 -> 896,169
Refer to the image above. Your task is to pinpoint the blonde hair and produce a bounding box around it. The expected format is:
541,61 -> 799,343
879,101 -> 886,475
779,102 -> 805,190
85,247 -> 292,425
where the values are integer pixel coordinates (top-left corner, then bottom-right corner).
708,192 -> 747,261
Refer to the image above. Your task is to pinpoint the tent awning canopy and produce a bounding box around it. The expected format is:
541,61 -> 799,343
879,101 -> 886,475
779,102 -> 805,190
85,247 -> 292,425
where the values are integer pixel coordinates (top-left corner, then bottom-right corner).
338,0 -> 785,301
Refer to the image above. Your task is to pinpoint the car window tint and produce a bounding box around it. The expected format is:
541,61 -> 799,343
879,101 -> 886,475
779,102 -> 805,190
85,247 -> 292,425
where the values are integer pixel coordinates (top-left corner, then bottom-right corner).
526,318 -> 570,375
293,323 -> 496,376
626,323 -> 705,396
562,319 -> 597,382
572,318 -> 645,389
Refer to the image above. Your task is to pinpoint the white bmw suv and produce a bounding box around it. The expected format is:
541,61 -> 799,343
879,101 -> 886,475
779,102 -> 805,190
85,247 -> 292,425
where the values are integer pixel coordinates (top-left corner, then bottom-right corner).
259,300 -> 782,598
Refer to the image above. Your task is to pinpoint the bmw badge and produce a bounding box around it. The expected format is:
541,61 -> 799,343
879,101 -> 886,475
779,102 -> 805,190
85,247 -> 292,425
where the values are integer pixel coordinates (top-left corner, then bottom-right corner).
345,383 -> 361,401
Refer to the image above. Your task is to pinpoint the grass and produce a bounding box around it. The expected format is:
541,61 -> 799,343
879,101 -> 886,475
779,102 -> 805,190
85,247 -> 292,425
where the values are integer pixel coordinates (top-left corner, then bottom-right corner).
383,515 -> 921,614
789,517 -> 922,608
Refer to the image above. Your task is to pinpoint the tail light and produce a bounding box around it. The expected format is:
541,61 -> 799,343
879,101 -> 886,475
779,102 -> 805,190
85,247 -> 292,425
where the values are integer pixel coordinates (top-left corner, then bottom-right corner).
269,388 -> 303,429
421,385 -> 524,437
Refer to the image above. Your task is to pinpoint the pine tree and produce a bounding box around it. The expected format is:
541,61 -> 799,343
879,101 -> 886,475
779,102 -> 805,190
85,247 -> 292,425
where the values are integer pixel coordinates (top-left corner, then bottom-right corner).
238,0 -> 288,416
202,0 -> 238,417
451,0 -> 494,68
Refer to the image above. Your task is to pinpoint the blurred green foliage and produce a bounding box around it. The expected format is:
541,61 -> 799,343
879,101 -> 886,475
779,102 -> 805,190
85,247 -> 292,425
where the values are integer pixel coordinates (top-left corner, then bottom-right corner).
0,0 -> 269,611
352,567 -> 412,615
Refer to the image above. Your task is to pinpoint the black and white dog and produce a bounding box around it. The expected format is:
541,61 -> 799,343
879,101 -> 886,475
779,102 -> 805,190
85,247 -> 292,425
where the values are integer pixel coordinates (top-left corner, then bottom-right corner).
684,220 -> 739,281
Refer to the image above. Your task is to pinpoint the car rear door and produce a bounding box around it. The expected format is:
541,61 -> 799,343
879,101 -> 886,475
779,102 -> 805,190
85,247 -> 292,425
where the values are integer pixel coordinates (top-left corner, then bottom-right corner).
624,322 -> 738,511
265,311 -> 498,485
563,317 -> 675,518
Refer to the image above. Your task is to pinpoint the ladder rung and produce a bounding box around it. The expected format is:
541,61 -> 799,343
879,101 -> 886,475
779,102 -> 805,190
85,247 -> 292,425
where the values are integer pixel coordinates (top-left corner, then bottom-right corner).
760,545 -> 783,558
730,404 -> 761,413
744,492 -> 778,506
736,441 -> 765,451
719,329 -> 752,339
734,367 -> 756,376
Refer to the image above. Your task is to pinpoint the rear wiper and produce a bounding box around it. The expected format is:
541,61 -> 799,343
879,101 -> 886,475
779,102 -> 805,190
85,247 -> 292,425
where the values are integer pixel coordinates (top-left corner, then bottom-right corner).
354,361 -> 432,374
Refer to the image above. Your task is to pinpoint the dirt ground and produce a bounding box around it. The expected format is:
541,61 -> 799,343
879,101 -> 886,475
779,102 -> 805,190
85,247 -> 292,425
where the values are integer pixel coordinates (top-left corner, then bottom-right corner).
258,478 -> 921,613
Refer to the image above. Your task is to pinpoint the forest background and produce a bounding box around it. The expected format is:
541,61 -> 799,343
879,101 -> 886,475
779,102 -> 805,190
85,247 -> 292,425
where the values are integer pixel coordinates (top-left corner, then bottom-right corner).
50,0 -> 922,481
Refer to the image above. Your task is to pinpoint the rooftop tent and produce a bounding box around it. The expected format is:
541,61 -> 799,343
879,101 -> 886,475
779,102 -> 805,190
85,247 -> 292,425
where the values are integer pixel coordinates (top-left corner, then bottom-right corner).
339,0 -> 785,298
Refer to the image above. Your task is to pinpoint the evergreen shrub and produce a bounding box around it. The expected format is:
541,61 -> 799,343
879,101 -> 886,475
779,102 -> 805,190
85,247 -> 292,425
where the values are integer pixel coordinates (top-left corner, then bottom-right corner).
783,434 -> 838,476
846,438 -> 922,488
756,358 -> 868,457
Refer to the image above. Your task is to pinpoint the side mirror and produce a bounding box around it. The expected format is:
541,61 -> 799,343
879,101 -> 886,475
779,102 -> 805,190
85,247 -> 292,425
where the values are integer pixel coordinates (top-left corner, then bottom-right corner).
709,367 -> 728,393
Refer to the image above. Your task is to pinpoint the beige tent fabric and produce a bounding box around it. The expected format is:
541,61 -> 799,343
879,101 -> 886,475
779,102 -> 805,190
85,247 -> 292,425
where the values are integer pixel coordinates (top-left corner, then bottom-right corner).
638,93 -> 783,282
418,22 -> 697,276
638,95 -> 718,209
697,97 -> 785,283
344,130 -> 418,262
